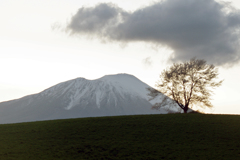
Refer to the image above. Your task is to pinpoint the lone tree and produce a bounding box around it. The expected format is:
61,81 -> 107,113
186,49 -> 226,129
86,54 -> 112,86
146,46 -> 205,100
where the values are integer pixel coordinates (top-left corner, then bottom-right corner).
148,58 -> 223,113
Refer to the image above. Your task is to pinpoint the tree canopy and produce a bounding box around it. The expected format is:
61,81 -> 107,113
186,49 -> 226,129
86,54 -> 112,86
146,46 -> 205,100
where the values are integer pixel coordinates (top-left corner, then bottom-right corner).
149,58 -> 223,113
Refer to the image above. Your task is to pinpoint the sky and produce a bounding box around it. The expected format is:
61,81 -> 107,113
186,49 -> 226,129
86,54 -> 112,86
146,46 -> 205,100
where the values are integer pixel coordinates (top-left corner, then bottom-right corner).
0,0 -> 240,114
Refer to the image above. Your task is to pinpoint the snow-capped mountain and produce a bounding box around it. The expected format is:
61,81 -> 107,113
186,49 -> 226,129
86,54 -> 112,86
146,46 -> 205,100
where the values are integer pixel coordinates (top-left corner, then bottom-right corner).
0,73 -> 177,124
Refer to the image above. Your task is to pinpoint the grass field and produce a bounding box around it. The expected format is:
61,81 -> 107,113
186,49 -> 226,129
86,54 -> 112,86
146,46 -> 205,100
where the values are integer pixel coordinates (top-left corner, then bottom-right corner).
0,113 -> 239,159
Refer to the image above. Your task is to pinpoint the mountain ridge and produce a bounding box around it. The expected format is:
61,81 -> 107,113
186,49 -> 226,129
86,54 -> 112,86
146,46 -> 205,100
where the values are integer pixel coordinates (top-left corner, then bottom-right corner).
0,73 -> 177,124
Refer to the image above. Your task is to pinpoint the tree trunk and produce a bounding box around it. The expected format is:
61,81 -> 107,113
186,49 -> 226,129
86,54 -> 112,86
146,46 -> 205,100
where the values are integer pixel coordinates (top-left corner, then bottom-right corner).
183,105 -> 188,113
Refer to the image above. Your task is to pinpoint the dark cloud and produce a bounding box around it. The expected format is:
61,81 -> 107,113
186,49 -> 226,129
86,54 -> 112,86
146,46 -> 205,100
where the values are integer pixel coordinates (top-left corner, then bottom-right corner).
67,3 -> 128,37
67,0 -> 240,66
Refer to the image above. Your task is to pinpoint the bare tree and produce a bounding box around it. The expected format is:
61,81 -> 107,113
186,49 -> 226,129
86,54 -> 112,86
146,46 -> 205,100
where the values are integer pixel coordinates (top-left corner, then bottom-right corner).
148,58 -> 223,113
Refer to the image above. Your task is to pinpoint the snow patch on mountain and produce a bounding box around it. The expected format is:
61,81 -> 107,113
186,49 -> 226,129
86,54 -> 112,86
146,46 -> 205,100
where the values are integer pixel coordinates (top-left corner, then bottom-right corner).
99,74 -> 150,99
43,73 -> 155,111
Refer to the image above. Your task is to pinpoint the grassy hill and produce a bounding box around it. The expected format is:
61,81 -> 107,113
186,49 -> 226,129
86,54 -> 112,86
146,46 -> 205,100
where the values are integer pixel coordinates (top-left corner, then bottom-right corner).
0,114 -> 239,159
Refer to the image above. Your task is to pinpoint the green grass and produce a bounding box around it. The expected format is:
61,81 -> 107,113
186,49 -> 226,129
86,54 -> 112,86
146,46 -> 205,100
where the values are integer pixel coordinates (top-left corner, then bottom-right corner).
0,114 -> 239,159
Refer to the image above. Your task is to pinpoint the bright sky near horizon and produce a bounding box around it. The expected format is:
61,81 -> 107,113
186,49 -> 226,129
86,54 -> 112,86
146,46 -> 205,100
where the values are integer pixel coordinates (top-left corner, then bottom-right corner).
0,0 -> 240,114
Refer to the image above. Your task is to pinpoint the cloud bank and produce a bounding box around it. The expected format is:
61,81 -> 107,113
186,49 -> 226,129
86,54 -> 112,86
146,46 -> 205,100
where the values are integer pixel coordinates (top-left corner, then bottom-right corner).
67,0 -> 240,66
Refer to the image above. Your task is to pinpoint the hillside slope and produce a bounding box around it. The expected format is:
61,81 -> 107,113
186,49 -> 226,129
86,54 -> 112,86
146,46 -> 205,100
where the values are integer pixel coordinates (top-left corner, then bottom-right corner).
0,114 -> 239,159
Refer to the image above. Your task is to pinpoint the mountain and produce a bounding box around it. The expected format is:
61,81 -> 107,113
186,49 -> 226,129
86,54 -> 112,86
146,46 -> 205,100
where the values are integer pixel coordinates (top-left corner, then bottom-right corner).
0,73 -> 178,124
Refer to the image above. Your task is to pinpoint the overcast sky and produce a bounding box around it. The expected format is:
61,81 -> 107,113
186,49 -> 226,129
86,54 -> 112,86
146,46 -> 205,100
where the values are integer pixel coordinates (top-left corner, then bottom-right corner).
0,0 -> 240,114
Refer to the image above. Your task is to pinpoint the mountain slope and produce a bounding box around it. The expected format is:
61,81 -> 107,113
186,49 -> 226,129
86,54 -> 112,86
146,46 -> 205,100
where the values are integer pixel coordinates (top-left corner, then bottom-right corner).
0,74 -> 177,124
